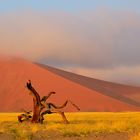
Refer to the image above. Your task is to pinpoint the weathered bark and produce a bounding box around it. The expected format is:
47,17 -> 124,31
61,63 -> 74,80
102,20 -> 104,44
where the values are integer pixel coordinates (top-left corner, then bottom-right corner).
40,100 -> 80,124
46,100 -> 80,111
41,109 -> 69,124
26,80 -> 43,123
18,111 -> 32,122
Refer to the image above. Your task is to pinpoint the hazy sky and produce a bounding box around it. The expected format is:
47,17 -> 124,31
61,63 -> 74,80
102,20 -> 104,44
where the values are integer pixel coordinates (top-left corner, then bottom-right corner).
0,1 -> 140,86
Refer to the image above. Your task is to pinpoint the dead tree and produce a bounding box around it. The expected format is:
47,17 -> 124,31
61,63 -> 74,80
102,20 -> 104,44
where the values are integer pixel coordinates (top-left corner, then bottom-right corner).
18,109 -> 32,122
40,96 -> 80,124
26,80 -> 44,123
18,80 -> 80,124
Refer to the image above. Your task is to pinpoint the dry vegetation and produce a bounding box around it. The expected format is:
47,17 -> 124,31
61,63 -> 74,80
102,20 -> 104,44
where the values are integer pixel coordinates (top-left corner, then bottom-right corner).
0,112 -> 140,140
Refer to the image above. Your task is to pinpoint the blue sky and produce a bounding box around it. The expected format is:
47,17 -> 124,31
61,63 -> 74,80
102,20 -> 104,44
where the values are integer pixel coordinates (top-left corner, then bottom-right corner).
0,0 -> 140,13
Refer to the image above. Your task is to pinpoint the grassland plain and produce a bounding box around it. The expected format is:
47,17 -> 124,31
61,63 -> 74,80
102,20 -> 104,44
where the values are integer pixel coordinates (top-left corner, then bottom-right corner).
0,112 -> 140,140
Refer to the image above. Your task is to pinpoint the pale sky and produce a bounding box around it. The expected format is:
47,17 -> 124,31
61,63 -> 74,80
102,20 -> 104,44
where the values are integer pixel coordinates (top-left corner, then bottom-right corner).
0,1 -> 140,86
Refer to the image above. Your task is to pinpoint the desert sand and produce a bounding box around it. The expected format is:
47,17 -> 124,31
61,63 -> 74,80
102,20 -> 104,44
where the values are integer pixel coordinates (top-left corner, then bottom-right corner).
0,57 -> 139,112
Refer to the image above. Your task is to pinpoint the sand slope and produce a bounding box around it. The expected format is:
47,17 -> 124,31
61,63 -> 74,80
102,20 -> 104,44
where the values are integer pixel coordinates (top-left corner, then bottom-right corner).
0,57 -> 139,112
38,64 -> 140,106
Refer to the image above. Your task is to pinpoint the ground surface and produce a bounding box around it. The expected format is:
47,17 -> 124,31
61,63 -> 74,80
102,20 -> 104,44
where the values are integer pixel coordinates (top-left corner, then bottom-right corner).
0,112 -> 140,140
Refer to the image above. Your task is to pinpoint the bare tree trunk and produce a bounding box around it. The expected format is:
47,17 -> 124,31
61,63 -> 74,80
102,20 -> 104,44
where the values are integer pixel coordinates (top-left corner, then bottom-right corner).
31,99 -> 41,123
26,80 -> 43,123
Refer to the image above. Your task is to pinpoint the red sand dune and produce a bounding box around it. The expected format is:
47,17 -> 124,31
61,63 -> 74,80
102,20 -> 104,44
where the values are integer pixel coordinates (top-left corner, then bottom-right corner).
38,64 -> 140,107
0,57 -> 140,112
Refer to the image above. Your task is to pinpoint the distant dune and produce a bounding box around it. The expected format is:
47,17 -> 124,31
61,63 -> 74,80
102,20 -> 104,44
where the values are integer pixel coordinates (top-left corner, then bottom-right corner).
0,57 -> 140,112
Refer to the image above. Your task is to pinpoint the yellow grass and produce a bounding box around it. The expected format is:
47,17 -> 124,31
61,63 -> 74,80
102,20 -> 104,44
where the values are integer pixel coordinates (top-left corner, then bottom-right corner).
130,132 -> 140,140
0,112 -> 140,140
